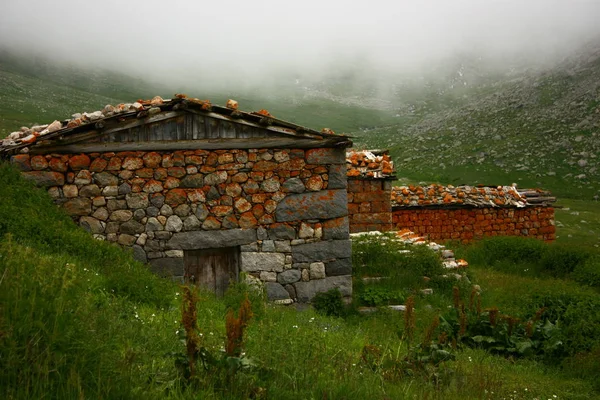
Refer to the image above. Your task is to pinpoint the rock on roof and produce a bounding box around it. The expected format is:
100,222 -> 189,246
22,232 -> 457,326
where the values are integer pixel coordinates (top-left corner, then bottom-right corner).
1,94 -> 350,156
391,184 -> 556,208
346,149 -> 395,179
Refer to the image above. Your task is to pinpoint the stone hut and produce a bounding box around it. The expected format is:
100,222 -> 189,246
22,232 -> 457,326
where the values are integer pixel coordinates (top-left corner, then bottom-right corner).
344,151 -> 556,243
346,149 -> 396,233
0,95 -> 353,303
391,184 -> 556,243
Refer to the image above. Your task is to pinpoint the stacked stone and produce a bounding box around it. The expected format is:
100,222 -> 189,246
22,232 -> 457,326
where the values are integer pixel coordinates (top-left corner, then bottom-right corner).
10,147 -> 352,303
347,179 -> 393,233
392,207 -> 556,243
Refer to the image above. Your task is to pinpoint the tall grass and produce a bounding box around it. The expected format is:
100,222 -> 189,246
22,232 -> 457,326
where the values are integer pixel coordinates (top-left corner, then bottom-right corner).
1,162 -> 599,398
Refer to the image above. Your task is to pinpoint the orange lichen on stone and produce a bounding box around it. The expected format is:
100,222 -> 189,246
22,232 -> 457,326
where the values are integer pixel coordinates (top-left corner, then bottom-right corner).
256,109 -> 273,117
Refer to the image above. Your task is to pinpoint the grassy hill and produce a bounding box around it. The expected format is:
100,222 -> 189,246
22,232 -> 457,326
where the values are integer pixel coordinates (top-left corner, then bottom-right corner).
352,45 -> 600,200
0,50 -> 398,138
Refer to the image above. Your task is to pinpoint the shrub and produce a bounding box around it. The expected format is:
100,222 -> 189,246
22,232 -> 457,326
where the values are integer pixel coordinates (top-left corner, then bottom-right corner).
464,236 -> 545,267
540,244 -> 593,277
312,289 -> 346,317
572,256 -> 600,288
525,291 -> 600,356
359,286 -> 405,307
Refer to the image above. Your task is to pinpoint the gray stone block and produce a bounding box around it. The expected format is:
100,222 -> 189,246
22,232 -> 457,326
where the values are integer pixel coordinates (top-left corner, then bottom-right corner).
284,284 -> 297,300
132,245 -> 147,263
274,240 -> 291,252
292,240 -> 352,263
180,174 -> 204,188
149,257 -> 184,277
93,172 -> 119,187
282,177 -> 305,193
126,193 -> 149,209
262,240 -> 275,252
322,217 -> 350,240
241,252 -> 285,272
168,229 -> 257,250
325,258 -> 352,276
327,164 -> 347,189
294,275 -> 352,303
277,269 -> 301,284
120,220 -> 145,235
268,223 -> 296,240
265,282 -> 290,301
275,190 -> 348,222
305,148 -> 346,165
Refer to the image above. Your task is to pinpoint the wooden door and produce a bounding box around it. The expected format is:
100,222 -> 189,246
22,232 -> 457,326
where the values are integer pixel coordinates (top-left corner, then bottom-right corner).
184,247 -> 239,297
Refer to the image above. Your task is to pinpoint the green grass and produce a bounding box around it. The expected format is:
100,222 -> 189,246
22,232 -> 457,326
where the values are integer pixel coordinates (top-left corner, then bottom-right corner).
3,162 -> 598,398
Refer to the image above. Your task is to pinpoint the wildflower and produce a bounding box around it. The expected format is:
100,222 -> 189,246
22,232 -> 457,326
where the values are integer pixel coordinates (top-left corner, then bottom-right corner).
292,325 -> 298,329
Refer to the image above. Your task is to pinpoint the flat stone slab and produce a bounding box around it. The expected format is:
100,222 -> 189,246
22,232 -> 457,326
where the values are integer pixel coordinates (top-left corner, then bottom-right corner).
241,252 -> 285,272
292,239 -> 352,263
167,228 -> 257,250
294,275 -> 352,303
275,190 -> 347,222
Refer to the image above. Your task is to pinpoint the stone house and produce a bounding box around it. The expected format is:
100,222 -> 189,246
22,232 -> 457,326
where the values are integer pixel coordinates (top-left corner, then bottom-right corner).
1,95 -> 353,303
391,184 -> 556,242
345,150 -> 556,242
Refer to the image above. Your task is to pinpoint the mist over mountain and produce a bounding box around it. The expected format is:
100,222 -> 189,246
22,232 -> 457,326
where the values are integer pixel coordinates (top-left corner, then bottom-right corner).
1,0 -> 599,92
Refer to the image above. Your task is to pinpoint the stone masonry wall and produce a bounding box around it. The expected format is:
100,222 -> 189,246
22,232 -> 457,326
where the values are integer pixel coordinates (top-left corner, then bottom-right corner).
392,207 -> 556,243
347,178 -> 393,233
10,147 -> 352,303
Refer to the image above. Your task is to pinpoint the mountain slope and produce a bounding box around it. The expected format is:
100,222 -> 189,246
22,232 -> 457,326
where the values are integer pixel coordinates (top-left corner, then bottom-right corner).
0,50 -> 398,137
353,45 -> 600,200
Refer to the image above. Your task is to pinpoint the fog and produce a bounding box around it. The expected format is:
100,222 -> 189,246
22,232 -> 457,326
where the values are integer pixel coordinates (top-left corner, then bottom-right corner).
1,0 -> 600,89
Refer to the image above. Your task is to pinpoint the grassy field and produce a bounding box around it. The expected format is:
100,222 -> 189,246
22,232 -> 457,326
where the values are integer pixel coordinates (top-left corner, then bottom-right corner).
1,163 -> 599,399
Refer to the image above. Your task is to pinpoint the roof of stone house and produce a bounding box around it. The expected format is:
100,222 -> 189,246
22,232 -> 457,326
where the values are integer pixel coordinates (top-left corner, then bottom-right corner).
0,94 -> 351,156
346,149 -> 395,179
391,184 -> 556,208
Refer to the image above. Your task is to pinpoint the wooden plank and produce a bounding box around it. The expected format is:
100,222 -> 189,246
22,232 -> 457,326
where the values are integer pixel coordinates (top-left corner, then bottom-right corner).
99,111 -> 184,137
187,109 -> 327,140
31,137 -> 351,153
220,121 -> 237,139
196,115 -> 206,139
207,118 -> 220,139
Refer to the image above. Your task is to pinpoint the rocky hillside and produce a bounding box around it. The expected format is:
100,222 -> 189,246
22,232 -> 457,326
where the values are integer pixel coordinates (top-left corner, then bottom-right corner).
353,43 -> 600,200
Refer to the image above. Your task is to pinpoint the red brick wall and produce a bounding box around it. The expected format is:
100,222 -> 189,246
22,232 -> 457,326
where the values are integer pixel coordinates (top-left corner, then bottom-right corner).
347,179 -> 393,233
392,207 -> 556,243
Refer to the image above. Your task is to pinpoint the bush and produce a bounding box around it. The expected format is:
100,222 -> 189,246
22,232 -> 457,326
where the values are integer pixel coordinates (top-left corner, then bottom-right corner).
572,256 -> 600,288
525,291 -> 600,356
464,236 -> 546,267
540,245 -> 593,277
312,289 -> 346,317
358,286 -> 405,307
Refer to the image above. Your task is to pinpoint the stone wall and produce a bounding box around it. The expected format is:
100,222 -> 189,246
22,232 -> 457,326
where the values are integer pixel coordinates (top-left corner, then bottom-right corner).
10,147 -> 352,303
392,206 -> 556,243
347,178 -> 393,233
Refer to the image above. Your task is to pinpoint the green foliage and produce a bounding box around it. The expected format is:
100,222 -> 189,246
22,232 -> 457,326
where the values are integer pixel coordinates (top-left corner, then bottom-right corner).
572,256 -> 600,288
312,289 -> 346,317
540,244 -> 593,277
461,236 -> 599,284
0,162 -> 172,306
463,236 -> 546,267
525,291 -> 600,356
359,286 -> 405,307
